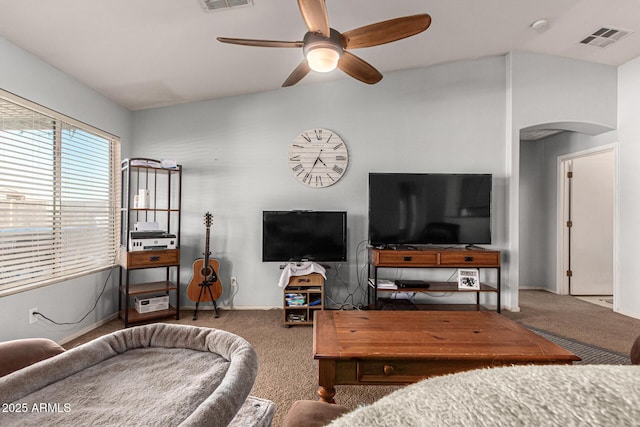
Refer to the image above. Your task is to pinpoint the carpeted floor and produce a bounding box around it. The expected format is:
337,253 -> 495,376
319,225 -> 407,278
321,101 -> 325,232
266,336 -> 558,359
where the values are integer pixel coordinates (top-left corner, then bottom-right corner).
502,290 -> 640,355
527,326 -> 631,365
63,290 -> 640,426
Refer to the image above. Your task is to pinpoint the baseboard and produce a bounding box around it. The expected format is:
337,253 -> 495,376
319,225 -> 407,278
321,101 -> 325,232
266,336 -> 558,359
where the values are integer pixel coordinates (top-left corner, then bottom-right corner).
58,312 -> 119,345
519,286 -> 554,291
615,306 -> 640,320
179,305 -> 281,311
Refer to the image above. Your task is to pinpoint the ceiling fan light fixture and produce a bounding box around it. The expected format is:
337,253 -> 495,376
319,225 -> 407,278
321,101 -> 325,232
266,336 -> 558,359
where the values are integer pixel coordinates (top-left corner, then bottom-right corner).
303,29 -> 343,73
306,47 -> 341,72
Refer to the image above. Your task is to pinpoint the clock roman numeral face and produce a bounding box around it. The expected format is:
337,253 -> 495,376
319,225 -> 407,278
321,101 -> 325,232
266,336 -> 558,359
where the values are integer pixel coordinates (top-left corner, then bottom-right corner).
288,128 -> 349,188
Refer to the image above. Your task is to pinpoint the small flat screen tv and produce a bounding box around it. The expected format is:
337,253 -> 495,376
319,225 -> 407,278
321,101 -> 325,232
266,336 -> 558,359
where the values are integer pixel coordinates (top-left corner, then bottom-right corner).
262,210 -> 347,262
368,173 -> 492,246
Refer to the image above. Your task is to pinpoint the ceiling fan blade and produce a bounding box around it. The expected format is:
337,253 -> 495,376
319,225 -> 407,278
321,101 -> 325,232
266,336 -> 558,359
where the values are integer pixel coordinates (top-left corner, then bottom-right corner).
217,37 -> 304,48
297,0 -> 330,37
338,51 -> 382,85
282,60 -> 311,87
341,14 -> 431,50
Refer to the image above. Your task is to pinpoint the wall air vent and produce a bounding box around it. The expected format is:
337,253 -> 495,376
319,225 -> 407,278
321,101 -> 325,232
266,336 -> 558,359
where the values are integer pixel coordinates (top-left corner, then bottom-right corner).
580,27 -> 632,48
199,0 -> 253,12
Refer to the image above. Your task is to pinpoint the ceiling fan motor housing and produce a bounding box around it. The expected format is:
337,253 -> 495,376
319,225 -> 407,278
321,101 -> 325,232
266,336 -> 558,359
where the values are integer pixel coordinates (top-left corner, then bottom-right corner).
303,28 -> 344,71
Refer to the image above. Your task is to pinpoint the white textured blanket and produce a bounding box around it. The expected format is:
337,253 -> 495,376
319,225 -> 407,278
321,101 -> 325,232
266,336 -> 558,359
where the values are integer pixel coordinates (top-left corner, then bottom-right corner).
329,365 -> 640,426
0,324 -> 260,426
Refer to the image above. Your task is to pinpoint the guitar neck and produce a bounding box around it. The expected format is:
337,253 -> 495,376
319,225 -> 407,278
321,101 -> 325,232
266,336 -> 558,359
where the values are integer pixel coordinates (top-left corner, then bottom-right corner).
204,227 -> 211,262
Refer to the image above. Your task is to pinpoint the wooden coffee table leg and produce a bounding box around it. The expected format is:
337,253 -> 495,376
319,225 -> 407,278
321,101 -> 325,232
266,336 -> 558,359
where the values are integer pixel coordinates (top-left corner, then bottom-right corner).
318,385 -> 336,404
317,359 -> 337,403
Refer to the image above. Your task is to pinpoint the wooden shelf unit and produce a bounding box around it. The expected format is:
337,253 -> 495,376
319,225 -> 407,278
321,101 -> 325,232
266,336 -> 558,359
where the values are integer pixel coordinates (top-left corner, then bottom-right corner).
118,158 -> 182,328
283,273 -> 325,327
368,247 -> 501,312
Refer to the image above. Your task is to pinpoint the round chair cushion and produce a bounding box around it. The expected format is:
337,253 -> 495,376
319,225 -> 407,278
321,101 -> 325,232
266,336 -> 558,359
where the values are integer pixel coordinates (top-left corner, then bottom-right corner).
0,338 -> 65,377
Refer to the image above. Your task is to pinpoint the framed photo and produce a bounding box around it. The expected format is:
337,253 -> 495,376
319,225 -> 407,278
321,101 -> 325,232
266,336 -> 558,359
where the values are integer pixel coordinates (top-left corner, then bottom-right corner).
458,268 -> 480,290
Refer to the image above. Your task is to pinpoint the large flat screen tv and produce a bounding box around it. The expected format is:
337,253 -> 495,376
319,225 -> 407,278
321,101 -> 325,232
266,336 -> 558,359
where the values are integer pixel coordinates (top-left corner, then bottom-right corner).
262,210 -> 347,262
368,173 -> 492,246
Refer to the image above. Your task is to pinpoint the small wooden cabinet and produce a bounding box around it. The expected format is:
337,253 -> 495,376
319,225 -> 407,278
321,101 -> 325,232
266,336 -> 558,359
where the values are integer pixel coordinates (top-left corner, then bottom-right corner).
283,273 -> 324,327
118,158 -> 182,328
368,247 -> 501,312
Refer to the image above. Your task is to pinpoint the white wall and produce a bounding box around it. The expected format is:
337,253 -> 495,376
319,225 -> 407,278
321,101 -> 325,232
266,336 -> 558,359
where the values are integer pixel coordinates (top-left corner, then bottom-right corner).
617,56 -> 640,319
0,37 -> 133,342
131,56 -> 508,309
507,51 -> 618,311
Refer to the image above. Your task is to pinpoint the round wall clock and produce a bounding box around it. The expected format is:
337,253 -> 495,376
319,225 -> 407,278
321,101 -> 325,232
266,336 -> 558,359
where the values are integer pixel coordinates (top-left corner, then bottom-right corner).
288,128 -> 349,188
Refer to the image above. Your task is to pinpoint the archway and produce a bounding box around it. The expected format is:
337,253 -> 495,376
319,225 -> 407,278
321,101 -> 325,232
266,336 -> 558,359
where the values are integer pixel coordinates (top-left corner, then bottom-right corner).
517,121 -> 616,305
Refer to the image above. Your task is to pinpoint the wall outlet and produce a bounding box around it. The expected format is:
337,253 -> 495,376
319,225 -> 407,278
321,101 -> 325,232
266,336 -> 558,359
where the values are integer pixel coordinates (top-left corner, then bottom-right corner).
230,276 -> 238,288
29,307 -> 39,324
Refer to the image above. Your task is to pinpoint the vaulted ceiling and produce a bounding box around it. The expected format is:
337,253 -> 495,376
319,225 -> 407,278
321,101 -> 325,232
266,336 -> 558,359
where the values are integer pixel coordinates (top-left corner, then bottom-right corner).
1,0 -> 639,111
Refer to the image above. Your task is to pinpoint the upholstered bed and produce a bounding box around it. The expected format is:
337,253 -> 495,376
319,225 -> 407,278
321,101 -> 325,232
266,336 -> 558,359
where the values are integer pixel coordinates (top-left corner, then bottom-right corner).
0,324 -> 274,426
283,365 -> 640,426
326,364 -> 640,426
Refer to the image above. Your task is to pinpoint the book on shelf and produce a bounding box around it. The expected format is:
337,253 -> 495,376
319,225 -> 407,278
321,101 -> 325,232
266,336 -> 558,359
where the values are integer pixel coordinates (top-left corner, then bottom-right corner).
285,293 -> 307,306
458,268 -> 480,290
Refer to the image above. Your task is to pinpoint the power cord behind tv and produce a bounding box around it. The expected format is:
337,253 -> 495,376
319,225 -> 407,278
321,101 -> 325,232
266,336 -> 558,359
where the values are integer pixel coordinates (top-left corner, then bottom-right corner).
324,239 -> 369,310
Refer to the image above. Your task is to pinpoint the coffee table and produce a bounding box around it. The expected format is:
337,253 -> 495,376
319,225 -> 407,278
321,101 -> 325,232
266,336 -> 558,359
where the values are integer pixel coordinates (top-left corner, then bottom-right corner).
313,310 -> 580,403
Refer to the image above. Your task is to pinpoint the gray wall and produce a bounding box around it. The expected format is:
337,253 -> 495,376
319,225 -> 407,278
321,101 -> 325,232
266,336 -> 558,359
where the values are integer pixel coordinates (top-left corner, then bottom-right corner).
2,37 -> 639,343
131,56 -> 508,309
0,37 -> 132,342
518,139 -> 546,288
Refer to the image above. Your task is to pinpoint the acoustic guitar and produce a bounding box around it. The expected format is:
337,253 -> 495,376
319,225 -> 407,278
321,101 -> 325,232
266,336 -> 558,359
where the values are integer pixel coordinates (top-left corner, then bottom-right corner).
187,212 -> 223,303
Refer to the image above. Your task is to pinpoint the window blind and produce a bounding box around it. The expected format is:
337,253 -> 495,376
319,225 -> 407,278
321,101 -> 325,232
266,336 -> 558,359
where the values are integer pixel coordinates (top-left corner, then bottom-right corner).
0,91 -> 121,295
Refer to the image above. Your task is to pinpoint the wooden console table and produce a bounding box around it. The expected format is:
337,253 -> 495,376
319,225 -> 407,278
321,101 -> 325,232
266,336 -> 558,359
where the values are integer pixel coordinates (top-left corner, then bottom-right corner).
313,310 -> 579,404
368,247 -> 501,312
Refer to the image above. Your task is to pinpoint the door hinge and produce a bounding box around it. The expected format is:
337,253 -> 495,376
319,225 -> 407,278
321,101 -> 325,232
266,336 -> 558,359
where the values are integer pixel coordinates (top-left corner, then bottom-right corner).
566,270 -> 573,277
567,171 -> 573,178
566,220 -> 573,227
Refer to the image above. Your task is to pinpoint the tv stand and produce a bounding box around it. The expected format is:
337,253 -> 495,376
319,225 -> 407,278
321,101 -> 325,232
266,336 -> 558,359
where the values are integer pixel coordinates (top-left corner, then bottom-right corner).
367,247 -> 501,312
465,244 -> 486,250
282,273 -> 324,327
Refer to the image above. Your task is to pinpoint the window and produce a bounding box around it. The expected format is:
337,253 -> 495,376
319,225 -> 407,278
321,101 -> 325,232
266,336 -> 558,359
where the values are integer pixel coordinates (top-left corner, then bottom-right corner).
0,90 -> 121,295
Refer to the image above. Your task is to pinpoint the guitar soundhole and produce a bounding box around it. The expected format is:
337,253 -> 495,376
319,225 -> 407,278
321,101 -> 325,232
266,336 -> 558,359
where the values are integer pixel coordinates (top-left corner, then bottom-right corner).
201,266 -> 213,278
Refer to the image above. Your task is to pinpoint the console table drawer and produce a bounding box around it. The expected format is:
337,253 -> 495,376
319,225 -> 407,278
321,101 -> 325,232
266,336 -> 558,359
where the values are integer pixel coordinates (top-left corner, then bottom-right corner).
440,251 -> 499,266
288,273 -> 324,287
374,251 -> 438,266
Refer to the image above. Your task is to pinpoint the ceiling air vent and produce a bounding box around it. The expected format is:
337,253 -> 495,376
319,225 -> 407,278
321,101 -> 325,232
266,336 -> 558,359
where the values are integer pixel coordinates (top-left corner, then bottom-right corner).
580,27 -> 632,48
199,0 -> 253,12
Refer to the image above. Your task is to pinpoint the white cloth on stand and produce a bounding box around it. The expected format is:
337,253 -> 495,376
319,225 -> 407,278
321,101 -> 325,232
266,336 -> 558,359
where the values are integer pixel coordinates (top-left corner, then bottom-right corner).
278,262 -> 327,288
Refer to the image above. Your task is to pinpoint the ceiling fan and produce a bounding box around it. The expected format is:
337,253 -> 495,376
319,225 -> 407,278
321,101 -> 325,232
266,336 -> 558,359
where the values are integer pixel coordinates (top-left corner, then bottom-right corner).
217,0 -> 431,87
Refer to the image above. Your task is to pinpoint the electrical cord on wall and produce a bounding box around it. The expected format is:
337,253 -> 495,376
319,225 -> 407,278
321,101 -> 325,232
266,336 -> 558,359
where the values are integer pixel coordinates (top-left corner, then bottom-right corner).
32,265 -> 115,326
325,239 -> 370,310
325,263 -> 364,310
225,276 -> 240,309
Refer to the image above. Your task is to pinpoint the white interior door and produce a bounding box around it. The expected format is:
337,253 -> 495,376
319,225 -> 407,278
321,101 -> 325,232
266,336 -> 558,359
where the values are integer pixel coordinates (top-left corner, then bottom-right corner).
569,150 -> 614,295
